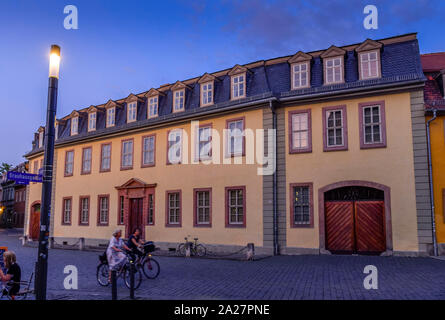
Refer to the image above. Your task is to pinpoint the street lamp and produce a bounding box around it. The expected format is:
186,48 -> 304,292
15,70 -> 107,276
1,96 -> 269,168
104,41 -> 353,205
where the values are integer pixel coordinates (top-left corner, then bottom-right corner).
35,44 -> 60,300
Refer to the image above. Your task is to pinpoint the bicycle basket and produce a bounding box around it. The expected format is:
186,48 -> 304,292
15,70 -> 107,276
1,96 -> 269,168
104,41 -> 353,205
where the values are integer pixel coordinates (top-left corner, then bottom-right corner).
99,251 -> 108,264
143,241 -> 156,253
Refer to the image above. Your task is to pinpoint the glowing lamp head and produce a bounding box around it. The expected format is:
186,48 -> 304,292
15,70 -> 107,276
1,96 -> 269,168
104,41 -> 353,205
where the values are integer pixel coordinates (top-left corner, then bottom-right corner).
49,45 -> 61,78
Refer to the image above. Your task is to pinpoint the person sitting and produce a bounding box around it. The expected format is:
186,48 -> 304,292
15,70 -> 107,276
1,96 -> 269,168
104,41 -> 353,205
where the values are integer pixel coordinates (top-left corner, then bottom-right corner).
127,228 -> 144,263
0,251 -> 21,299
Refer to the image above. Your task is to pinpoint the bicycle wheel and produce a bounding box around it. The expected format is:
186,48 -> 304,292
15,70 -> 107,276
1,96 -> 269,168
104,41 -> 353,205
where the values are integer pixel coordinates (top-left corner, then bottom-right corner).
142,257 -> 160,279
97,263 -> 110,287
123,264 -> 142,290
196,244 -> 206,257
178,243 -> 186,256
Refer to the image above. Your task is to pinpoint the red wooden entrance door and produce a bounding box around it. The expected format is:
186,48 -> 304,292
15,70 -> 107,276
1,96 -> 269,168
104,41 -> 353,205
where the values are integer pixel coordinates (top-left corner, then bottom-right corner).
30,204 -> 41,240
325,200 -> 385,254
128,198 -> 143,236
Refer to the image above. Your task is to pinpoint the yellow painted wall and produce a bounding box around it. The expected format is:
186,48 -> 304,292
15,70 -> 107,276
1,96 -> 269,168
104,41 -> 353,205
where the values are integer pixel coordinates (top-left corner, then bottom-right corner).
25,156 -> 43,236
427,115 -> 445,244
285,92 -> 419,252
44,109 -> 264,247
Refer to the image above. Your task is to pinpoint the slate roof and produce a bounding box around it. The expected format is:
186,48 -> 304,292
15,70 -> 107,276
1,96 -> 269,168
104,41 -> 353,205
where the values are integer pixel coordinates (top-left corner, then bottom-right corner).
421,53 -> 445,111
26,34 -> 426,157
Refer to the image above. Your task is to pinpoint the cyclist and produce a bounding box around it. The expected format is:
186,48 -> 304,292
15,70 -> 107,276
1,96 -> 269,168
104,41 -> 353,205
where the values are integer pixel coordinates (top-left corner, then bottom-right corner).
127,228 -> 144,263
107,229 -> 131,282
0,251 -> 21,299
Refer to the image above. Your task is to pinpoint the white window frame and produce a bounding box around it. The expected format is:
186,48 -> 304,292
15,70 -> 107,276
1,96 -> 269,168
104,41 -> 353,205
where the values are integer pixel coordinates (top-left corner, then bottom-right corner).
197,126 -> 212,161
292,62 -> 310,89
100,144 -> 111,171
99,196 -> 109,224
227,119 -> 244,157
196,190 -> 210,225
362,105 -> 382,144
82,147 -> 92,173
325,57 -> 343,84
63,198 -> 71,224
127,102 -> 137,123
38,131 -> 44,148
201,82 -> 213,106
80,197 -> 89,224
55,123 -> 59,141
326,109 -> 344,147
88,112 -> 96,132
360,51 -> 380,80
291,113 -> 309,150
121,140 -> 133,168
148,96 -> 158,118
106,107 -> 115,127
168,192 -> 180,225
168,129 -> 183,164
173,90 -> 185,112
142,135 -> 155,166
231,74 -> 245,99
71,117 -> 78,135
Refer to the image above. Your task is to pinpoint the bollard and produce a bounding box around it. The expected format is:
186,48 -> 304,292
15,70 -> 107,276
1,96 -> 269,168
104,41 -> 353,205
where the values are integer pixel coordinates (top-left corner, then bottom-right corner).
111,270 -> 117,300
129,261 -> 135,300
49,237 -> 55,249
246,243 -> 255,261
79,237 -> 85,251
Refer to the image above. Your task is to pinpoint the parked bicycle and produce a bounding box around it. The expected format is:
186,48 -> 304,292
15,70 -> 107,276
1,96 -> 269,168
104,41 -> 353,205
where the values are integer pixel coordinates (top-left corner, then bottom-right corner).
178,236 -> 206,257
96,251 -> 142,289
136,241 -> 160,279
0,272 -> 34,300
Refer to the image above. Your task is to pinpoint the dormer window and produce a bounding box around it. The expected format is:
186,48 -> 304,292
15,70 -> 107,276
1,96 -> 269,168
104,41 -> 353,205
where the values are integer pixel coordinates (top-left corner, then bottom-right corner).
106,107 -> 115,127
201,82 -> 213,106
292,63 -> 310,89
71,116 -> 78,135
325,57 -> 343,84
231,74 -> 245,99
88,112 -> 96,131
173,90 -> 185,112
38,130 -> 44,148
127,102 -> 137,123
55,122 -> 59,141
148,96 -> 158,118
359,51 -> 380,80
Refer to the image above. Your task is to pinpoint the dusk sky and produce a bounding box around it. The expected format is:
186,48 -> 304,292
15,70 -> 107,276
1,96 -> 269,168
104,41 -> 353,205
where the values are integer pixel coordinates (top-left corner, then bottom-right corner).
1,0 -> 444,165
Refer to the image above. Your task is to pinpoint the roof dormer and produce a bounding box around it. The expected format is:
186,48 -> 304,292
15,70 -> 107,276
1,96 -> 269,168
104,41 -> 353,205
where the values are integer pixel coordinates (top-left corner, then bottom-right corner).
288,51 -> 312,89
125,93 -> 142,123
321,45 -> 347,85
228,65 -> 250,100
355,39 -> 383,80
144,88 -> 166,119
198,73 -> 219,107
37,126 -> 45,148
171,81 -> 191,113
104,99 -> 121,128
87,105 -> 100,132
69,110 -> 80,136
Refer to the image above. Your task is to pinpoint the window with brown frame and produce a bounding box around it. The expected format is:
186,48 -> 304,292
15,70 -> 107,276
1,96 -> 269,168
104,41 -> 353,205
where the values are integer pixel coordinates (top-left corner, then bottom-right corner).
118,196 -> 125,225
147,194 -> 154,225
324,57 -> 343,84
98,195 -> 109,225
79,196 -> 89,225
142,135 -> 155,167
127,102 -> 137,123
194,188 -> 211,227
88,112 -> 96,132
106,107 -> 115,127
225,186 -> 246,227
148,96 -> 158,118
173,90 -> 185,112
289,110 -> 312,153
62,197 -> 72,225
289,183 -> 313,227
166,191 -> 181,227
201,82 -> 213,106
81,147 -> 92,174
65,150 -> 74,176
100,143 -> 111,172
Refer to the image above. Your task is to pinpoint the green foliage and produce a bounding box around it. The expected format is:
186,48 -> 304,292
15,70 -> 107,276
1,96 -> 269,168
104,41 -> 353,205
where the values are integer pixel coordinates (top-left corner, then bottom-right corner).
0,163 -> 12,175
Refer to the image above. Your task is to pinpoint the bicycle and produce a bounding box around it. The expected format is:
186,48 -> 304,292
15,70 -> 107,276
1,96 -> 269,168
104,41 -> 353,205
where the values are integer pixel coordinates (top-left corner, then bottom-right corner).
96,251 -> 142,289
136,241 -> 160,279
0,272 -> 35,300
178,236 -> 206,257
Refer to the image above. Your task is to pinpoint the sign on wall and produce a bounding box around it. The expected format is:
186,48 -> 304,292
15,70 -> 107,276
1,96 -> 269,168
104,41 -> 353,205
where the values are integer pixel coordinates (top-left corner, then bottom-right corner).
7,171 -> 42,185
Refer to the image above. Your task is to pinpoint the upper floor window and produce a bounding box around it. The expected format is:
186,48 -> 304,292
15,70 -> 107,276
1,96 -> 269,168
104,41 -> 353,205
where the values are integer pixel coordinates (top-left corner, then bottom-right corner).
167,129 -> 182,164
197,125 -> 212,161
359,101 -> 387,149
127,102 -> 137,123
81,147 -> 92,174
289,110 -> 312,153
38,131 -> 44,148
173,90 -> 185,112
360,51 -> 380,80
292,63 -> 310,89
71,117 -> 78,135
201,82 -> 213,106
148,96 -> 158,118
142,135 -> 156,167
106,107 -> 115,127
121,139 -> 134,170
64,150 -> 74,176
227,118 -> 244,157
88,112 -> 96,132
100,143 -> 111,172
231,74 -> 245,99
325,57 -> 343,84
323,105 -> 348,152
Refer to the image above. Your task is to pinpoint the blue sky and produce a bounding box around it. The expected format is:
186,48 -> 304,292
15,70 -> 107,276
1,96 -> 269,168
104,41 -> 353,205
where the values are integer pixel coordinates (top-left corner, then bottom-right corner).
0,0 -> 444,165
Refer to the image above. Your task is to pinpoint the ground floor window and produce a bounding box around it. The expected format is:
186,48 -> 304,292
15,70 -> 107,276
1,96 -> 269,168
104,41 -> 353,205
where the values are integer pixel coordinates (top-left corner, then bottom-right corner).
98,195 -> 109,225
62,198 -> 72,225
225,186 -> 246,227
118,196 -> 125,225
289,183 -> 313,227
166,191 -> 181,226
148,194 -> 154,225
194,188 -> 211,226
79,197 -> 89,225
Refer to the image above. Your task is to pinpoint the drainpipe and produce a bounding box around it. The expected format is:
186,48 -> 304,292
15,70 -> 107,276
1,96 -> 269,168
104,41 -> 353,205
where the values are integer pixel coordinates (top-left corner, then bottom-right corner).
269,100 -> 279,256
426,108 -> 438,256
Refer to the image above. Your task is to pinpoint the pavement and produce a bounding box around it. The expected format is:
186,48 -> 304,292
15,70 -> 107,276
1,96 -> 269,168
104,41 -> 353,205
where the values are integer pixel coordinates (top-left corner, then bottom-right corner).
1,228 -> 445,300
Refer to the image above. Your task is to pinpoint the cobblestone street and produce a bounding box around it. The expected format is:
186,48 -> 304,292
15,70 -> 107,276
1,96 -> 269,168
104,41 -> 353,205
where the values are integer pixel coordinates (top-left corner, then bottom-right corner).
1,228 -> 445,300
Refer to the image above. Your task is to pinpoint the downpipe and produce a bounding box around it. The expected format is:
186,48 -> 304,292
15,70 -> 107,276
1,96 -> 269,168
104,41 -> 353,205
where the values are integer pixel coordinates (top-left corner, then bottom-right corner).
426,109 -> 438,256
269,100 -> 279,256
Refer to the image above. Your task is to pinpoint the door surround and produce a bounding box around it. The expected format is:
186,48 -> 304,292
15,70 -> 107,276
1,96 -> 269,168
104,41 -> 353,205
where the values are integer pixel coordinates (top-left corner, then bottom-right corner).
29,201 -> 41,240
115,178 -> 156,238
318,180 -> 393,254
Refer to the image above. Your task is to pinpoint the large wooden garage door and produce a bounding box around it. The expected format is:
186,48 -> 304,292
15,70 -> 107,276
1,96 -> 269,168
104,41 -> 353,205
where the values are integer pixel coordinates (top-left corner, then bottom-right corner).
355,201 -> 386,253
325,201 -> 354,252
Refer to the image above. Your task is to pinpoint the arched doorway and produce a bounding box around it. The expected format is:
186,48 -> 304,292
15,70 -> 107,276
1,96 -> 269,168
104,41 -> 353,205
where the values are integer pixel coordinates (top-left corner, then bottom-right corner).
319,181 -> 392,255
29,202 -> 41,240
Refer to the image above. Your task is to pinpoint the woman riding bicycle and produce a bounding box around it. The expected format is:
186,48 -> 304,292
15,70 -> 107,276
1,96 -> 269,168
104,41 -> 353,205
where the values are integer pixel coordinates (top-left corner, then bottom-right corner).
0,251 -> 21,299
107,229 -> 131,282
127,228 -> 144,262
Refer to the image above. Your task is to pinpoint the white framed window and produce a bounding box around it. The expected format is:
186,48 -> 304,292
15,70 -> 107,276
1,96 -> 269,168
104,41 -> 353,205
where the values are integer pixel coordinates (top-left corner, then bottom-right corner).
121,140 -> 133,169
325,57 -> 343,84
167,192 -> 181,225
231,74 -> 245,99
80,197 -> 89,225
291,112 -> 309,150
100,143 -> 111,172
106,107 -> 115,127
82,147 -> 92,174
167,129 -> 182,164
55,123 -> 59,141
292,63 -> 309,89
197,126 -> 212,160
360,51 -> 379,79
148,96 -> 158,118
326,109 -> 344,147
88,112 -> 96,132
142,135 -> 155,166
227,119 -> 244,156
363,105 -> 382,144
99,196 -> 109,225
173,90 -> 185,112
63,198 -> 72,224
127,102 -> 137,123
227,188 -> 245,225
196,190 -> 211,225
201,82 -> 213,106
71,117 -> 78,135
65,150 -> 74,176
38,131 -> 44,148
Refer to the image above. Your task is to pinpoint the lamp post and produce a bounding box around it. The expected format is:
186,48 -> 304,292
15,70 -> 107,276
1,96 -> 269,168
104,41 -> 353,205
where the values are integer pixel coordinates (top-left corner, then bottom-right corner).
35,45 -> 60,300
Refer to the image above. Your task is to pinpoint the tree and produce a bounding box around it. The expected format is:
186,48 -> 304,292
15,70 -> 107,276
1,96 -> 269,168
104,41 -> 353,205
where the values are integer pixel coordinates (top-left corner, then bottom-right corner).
0,163 -> 12,175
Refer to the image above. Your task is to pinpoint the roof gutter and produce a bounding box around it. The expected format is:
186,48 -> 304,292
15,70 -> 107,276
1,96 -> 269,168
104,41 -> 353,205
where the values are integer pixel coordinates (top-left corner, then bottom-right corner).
426,109 -> 438,256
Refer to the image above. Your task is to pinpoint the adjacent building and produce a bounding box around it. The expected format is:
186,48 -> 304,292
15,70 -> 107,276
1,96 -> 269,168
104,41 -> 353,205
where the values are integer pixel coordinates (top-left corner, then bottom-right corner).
24,33 -> 433,255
